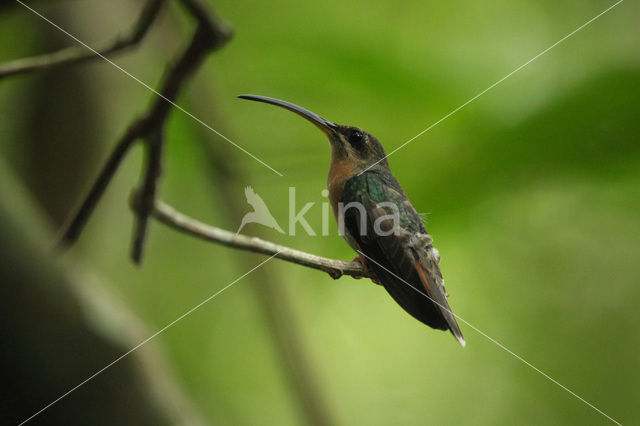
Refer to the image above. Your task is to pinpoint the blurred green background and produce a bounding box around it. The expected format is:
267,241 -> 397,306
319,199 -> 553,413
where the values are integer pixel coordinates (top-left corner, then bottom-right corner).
1,0 -> 638,425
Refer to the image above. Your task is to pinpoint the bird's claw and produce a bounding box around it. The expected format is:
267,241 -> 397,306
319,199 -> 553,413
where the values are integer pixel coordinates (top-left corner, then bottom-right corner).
352,255 -> 381,285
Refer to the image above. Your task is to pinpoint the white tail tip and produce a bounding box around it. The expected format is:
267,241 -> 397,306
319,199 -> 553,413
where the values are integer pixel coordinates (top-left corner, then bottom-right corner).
457,335 -> 466,348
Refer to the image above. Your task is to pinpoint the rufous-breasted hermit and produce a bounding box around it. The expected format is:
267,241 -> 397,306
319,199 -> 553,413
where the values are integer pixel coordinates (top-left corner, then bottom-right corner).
239,95 -> 465,346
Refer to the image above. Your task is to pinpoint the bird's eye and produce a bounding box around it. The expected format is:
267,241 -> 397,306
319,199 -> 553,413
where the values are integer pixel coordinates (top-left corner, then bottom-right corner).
348,129 -> 365,147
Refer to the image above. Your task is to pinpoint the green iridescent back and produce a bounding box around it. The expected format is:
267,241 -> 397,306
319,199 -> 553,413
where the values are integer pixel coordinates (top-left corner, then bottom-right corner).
341,170 -> 426,234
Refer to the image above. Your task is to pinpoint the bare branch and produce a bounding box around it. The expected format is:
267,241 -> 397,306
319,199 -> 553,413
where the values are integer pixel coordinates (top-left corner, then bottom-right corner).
145,197 -> 371,280
0,0 -> 165,80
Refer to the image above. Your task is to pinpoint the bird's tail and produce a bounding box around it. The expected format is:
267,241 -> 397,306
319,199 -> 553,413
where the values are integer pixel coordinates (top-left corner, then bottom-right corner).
412,257 -> 465,347
368,226 -> 465,346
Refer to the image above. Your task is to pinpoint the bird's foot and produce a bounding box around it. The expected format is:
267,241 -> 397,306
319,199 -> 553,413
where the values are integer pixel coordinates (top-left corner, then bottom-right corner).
352,255 -> 381,285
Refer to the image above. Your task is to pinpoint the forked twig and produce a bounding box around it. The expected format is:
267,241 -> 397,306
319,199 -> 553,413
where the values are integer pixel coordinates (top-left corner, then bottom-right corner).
53,0 -> 232,263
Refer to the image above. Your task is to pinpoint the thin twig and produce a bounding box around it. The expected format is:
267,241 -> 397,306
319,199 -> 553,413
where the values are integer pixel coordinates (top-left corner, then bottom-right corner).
131,129 -> 164,263
146,197 -> 371,280
0,0 -> 165,80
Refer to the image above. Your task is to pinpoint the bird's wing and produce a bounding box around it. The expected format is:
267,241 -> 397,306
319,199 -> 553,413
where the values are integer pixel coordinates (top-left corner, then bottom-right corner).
342,171 -> 464,345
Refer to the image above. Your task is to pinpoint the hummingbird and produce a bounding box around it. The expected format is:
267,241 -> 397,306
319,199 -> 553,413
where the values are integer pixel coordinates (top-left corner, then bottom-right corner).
238,95 -> 465,346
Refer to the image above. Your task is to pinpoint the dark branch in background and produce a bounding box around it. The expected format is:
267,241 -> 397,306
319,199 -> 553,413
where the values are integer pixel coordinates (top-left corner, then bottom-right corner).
184,81 -> 339,423
141,197 -> 370,280
53,0 -> 232,264
0,0 -> 165,80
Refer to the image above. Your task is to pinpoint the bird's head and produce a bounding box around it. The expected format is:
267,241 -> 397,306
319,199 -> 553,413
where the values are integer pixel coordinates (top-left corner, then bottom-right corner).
238,95 -> 389,172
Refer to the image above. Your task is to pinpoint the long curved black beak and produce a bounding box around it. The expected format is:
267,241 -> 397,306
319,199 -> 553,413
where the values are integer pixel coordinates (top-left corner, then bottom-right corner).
238,95 -> 337,136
